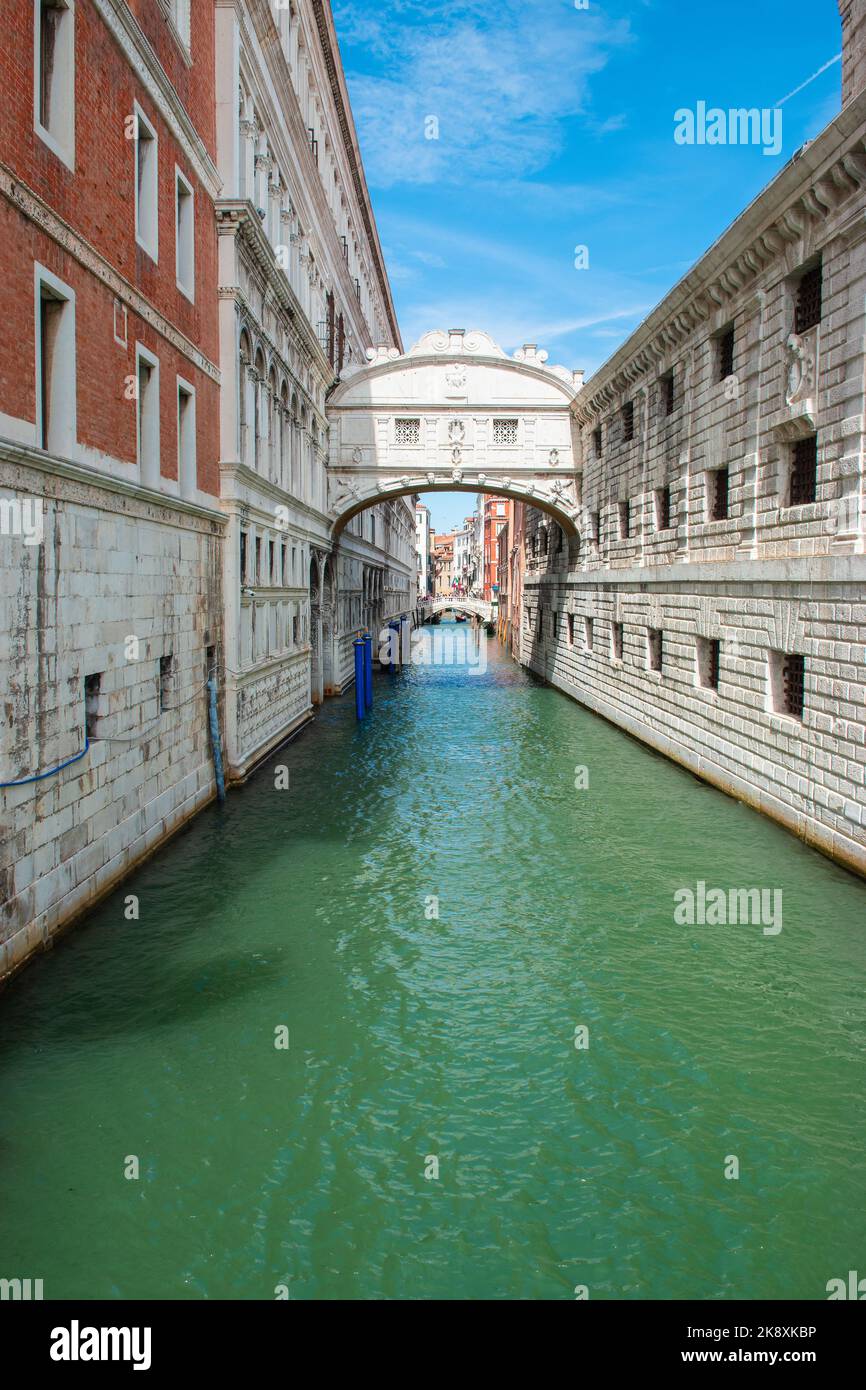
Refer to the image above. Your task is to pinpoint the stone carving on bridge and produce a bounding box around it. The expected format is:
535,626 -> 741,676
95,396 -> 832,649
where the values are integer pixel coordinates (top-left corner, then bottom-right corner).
449,420 -> 466,444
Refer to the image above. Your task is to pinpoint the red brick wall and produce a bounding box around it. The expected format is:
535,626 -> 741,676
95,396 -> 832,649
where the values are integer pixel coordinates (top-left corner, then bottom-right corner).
0,0 -> 220,496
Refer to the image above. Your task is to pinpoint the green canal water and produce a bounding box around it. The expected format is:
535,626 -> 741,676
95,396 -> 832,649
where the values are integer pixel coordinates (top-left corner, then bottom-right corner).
1,624 -> 865,1301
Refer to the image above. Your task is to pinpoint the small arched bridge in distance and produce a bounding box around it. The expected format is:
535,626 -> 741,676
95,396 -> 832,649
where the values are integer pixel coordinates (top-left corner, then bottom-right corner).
326,329 -> 584,540
419,597 -> 495,623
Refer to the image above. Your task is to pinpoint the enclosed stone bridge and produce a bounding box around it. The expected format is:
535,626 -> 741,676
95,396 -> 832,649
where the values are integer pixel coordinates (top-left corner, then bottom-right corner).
420,597 -> 494,622
326,330 -> 583,535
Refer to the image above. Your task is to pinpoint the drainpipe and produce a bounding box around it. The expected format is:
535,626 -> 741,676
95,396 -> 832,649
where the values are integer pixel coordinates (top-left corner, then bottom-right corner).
207,676 -> 226,803
354,637 -> 366,720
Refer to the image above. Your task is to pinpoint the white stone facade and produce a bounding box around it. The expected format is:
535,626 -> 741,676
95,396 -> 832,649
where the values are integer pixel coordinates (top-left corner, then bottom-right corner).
214,0 -> 415,779
519,65 -> 866,877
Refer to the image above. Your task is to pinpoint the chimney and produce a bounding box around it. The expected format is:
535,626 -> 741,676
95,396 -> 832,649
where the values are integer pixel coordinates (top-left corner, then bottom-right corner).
840,0 -> 866,104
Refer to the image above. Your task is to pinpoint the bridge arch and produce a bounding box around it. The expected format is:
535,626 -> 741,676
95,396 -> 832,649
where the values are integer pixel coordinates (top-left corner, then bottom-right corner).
325,329 -> 583,539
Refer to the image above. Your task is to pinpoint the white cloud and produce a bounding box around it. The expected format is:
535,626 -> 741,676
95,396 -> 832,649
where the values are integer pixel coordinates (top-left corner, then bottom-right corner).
334,0 -> 633,188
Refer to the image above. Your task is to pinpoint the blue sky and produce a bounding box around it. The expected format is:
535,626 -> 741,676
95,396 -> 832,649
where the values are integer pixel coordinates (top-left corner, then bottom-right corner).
333,0 -> 843,533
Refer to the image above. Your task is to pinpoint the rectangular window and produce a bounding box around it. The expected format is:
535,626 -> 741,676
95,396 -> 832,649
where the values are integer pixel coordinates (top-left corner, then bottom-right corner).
589,510 -> 600,544
135,345 -> 160,487
269,539 -> 275,584
592,426 -> 603,460
177,379 -> 196,499
611,621 -> 624,662
795,263 -> 822,334
134,103 -> 159,262
281,542 -> 287,586
647,627 -> 663,674
493,418 -> 519,447
292,615 -> 299,645
175,168 -> 195,300
660,369 -> 675,417
84,671 -> 101,740
790,435 -> 818,507
584,617 -> 594,652
240,530 -> 247,583
255,537 -> 262,583
709,467 -> 730,522
697,636 -> 720,691
655,486 -> 672,532
159,655 -> 174,712
35,0 -> 75,168
770,650 -> 806,720
622,402 -> 635,443
618,499 -> 631,540
567,613 -> 575,646
395,417 -> 421,445
718,325 -> 735,382
36,268 -> 76,456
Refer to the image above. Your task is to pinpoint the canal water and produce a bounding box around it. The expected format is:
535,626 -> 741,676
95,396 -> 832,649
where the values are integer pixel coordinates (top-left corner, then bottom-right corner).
1,623 -> 864,1301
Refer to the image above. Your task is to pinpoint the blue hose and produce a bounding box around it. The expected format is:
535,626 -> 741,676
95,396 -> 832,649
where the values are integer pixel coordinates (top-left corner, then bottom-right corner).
1,739 -> 90,788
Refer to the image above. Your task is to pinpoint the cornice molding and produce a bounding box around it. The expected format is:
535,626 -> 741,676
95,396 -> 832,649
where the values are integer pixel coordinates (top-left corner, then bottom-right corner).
0,440 -> 226,533
1,163 -> 220,383
309,0 -> 402,349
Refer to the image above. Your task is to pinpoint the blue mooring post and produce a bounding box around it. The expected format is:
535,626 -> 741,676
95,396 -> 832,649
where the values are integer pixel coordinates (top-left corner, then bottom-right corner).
353,637 -> 366,720
363,632 -> 373,710
207,676 -> 226,803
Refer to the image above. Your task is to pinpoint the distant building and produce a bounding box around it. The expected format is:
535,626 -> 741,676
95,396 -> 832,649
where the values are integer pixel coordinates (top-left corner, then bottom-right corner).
415,501 -> 432,596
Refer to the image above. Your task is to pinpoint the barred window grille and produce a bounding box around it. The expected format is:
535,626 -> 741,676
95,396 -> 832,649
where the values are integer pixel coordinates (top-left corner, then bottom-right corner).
619,499 -> 631,540
698,636 -> 721,690
589,511 -> 601,544
656,486 -> 672,531
612,622 -> 624,662
795,265 -> 822,334
790,435 -> 818,506
660,370 -> 675,417
718,326 -> 735,381
622,402 -> 635,443
783,653 -> 805,719
710,468 -> 730,522
395,417 -> 421,445
584,617 -> 594,651
592,426 -> 603,459
648,627 -> 663,673
493,418 -> 519,446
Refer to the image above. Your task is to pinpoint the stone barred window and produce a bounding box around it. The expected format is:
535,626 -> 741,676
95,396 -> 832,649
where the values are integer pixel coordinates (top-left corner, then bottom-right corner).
790,435 -> 818,507
647,627 -> 663,674
770,650 -> 806,720
395,417 -> 421,445
592,426 -> 603,460
584,617 -> 594,652
697,636 -> 721,691
622,402 -> 635,443
709,468 -> 730,522
655,486 -> 672,532
611,622 -> 624,662
492,418 -> 519,447
795,263 -> 822,334
718,325 -> 735,381
660,369 -> 676,417
618,500 -> 631,540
